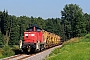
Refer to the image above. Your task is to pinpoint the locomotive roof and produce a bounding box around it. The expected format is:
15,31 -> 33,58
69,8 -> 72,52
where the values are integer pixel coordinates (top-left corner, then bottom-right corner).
27,24 -> 42,30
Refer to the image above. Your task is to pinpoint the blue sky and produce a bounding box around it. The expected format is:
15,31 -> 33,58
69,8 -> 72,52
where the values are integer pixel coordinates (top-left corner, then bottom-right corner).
0,0 -> 90,19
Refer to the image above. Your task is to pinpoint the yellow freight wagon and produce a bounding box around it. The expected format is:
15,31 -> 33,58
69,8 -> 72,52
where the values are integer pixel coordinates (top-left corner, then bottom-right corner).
42,30 -> 61,48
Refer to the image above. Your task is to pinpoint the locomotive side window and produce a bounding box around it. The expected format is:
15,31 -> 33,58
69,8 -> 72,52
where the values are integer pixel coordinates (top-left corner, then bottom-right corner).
35,26 -> 42,32
26,27 -> 33,31
36,28 -> 41,32
28,29 -> 33,31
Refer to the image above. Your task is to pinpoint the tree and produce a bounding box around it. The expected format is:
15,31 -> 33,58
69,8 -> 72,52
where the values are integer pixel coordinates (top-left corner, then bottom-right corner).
0,31 -> 4,47
83,13 -> 90,33
9,15 -> 20,45
0,11 -> 2,31
1,10 -> 11,45
61,4 -> 87,39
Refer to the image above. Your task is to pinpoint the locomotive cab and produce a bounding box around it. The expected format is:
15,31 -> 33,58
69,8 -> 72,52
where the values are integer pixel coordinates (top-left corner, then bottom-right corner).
22,25 -> 44,53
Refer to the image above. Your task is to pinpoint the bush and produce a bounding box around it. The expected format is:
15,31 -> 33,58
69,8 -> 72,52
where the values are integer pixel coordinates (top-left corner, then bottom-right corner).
2,45 -> 15,57
84,33 -> 90,39
79,33 -> 90,42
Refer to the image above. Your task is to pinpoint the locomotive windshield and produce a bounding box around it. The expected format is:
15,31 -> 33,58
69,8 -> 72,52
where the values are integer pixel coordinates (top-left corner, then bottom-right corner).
26,26 -> 42,32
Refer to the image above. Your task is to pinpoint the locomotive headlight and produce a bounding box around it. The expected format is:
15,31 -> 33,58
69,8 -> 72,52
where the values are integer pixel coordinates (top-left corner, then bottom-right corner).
25,34 -> 28,36
31,34 -> 35,36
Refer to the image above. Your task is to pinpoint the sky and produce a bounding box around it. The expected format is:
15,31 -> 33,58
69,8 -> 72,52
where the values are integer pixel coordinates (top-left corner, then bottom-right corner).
0,0 -> 90,19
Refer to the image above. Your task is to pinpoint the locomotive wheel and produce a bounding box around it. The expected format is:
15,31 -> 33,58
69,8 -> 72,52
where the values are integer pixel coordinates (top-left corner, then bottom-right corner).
27,46 -> 30,52
40,44 -> 45,52
22,49 -> 28,54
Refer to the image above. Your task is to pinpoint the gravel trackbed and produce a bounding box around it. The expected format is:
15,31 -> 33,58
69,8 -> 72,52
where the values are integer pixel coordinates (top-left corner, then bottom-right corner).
23,45 -> 62,60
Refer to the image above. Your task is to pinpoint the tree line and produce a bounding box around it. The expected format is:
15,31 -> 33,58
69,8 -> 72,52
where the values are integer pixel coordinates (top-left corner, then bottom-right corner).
0,4 -> 90,46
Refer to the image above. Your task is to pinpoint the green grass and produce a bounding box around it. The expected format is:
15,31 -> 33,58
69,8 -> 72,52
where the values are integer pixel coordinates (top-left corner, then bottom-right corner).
46,33 -> 90,60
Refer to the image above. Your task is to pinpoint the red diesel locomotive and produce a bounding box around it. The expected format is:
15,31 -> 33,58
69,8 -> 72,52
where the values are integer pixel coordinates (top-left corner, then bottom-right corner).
20,25 -> 61,53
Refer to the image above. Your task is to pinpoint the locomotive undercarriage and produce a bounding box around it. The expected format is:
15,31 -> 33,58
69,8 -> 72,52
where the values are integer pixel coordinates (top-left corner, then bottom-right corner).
21,42 -> 45,53
22,43 -> 36,53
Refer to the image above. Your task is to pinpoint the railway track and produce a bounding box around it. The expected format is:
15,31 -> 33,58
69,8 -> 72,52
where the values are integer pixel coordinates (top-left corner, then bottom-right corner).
1,45 -> 62,60
1,54 -> 35,60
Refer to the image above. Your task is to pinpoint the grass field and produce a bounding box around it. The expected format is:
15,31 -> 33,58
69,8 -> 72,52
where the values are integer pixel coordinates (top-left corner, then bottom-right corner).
46,34 -> 90,60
